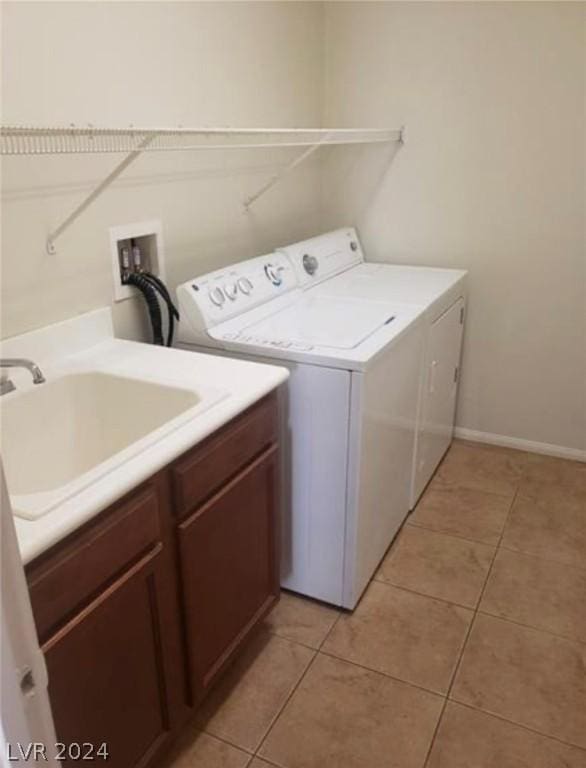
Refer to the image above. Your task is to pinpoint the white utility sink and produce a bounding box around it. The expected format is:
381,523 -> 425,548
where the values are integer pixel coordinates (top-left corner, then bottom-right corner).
0,371 -> 226,520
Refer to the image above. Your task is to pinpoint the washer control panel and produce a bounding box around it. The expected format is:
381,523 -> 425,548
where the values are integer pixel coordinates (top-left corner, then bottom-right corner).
177,251 -> 297,332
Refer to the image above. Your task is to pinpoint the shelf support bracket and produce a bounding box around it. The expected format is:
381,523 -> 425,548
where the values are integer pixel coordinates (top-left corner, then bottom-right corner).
243,137 -> 328,212
46,134 -> 157,254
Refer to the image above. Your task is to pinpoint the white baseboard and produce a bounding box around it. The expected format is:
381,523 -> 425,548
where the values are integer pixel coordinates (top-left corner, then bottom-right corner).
454,427 -> 586,463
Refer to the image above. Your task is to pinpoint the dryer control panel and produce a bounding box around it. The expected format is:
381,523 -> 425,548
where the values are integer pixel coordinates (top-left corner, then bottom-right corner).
278,227 -> 364,288
176,251 -> 297,340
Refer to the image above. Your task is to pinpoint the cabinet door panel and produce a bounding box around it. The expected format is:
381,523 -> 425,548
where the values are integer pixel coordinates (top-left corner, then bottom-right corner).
43,548 -> 170,768
28,483 -> 161,642
179,445 -> 279,698
172,394 -> 277,519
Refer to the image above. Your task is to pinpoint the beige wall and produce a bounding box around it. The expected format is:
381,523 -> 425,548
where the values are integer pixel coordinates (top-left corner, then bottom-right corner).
323,2 -> 586,454
2,1 -> 585,455
1,1 -> 324,340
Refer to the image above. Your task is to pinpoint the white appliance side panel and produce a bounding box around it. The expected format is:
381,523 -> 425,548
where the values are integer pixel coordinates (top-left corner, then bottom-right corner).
280,363 -> 351,605
1,463 -> 59,764
175,343 -> 351,604
413,298 -> 466,503
343,322 -> 425,608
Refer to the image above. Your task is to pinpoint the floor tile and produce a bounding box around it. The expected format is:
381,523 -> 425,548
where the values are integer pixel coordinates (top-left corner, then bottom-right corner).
451,614 -> 586,748
501,485 -> 586,569
377,526 -> 494,608
520,453 -> 586,495
322,580 -> 472,694
427,701 -> 586,768
195,631 -> 314,752
247,760 -> 277,768
263,591 -> 339,649
259,653 -> 443,768
409,486 -> 511,545
433,441 -> 526,498
166,731 -> 250,768
480,548 -> 586,643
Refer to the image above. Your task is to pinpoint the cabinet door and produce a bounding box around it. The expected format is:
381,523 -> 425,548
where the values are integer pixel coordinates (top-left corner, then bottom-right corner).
413,298 -> 465,503
43,547 -> 172,768
178,445 -> 279,701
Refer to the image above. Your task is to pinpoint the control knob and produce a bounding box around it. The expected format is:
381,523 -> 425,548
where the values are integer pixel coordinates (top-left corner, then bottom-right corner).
264,263 -> 283,287
302,253 -> 319,276
237,277 -> 253,295
209,287 -> 225,306
224,282 -> 238,301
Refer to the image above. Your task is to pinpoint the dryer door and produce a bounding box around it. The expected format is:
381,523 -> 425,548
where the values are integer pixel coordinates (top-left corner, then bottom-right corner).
413,298 -> 465,504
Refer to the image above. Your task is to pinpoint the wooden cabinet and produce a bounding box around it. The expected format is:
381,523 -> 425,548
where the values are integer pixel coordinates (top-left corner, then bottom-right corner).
179,445 -> 279,700
26,392 -> 281,768
42,548 -> 171,768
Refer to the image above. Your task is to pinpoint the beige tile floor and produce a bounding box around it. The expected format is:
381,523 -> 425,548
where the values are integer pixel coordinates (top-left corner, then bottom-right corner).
167,440 -> 586,768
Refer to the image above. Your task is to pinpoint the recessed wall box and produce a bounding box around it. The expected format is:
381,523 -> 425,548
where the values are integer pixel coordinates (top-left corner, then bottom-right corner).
110,219 -> 166,302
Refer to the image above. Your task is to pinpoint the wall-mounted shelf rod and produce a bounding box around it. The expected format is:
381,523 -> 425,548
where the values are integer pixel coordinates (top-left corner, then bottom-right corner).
244,138 -> 327,211
0,125 -> 405,252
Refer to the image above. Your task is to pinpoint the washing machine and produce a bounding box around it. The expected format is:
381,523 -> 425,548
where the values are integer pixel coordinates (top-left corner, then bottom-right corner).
176,243 -> 426,609
277,228 -> 468,506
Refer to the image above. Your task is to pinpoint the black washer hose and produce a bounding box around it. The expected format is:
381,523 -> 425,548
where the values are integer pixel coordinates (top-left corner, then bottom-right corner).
141,273 -> 179,347
123,272 -> 164,346
143,273 -> 179,319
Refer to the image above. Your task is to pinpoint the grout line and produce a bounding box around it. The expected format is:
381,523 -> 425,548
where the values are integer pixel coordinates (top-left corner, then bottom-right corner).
476,608 -> 586,647
168,730 -> 258,768
405,519 -> 504,548
495,543 -> 586,573
317,611 -> 343,651
397,522 -> 498,554
421,482 -> 520,768
198,634 -> 315,757
427,480 -> 515,502
199,730 -> 256,757
451,699 -> 586,754
265,627 -> 332,653
317,647 -> 447,699
252,650 -> 319,760
245,752 -> 284,768
218,604 -> 344,762
373,575 -> 483,612
497,542 -> 586,573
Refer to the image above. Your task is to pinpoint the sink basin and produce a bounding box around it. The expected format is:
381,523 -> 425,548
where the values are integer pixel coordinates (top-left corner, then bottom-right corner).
0,371 -> 225,519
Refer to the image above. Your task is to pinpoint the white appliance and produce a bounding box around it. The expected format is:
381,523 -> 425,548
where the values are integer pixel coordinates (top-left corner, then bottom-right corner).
177,233 -> 426,609
1,463 -> 59,764
278,230 -> 468,506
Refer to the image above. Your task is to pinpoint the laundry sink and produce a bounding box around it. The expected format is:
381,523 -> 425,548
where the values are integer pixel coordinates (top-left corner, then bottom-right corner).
0,371 -> 225,519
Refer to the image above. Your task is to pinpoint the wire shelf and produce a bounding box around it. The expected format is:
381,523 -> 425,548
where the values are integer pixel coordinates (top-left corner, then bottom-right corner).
1,125 -> 402,156
1,124 -> 405,252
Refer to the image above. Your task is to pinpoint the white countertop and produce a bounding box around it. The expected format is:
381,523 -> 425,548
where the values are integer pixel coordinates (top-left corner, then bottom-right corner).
1,309 -> 288,564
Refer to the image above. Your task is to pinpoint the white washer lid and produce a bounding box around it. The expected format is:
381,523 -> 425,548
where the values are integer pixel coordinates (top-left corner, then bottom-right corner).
240,295 -> 397,350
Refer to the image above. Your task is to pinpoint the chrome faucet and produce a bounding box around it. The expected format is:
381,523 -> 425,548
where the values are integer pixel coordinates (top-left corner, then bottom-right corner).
0,358 -> 46,395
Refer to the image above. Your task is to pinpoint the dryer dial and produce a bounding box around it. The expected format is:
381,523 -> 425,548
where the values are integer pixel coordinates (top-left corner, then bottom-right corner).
303,253 -> 319,276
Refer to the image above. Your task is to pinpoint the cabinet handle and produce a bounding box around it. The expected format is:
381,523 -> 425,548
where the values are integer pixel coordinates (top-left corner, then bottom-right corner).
19,666 -> 36,697
429,360 -> 438,394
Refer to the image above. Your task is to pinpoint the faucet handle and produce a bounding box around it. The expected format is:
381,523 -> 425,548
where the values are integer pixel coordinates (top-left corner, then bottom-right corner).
0,376 -> 16,396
